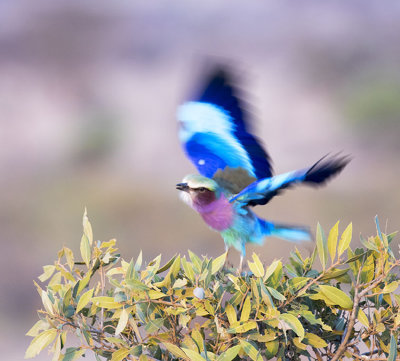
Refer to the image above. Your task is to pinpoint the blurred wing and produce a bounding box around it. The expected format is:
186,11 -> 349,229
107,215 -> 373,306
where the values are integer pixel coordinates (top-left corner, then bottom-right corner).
177,69 -> 272,179
230,154 -> 350,207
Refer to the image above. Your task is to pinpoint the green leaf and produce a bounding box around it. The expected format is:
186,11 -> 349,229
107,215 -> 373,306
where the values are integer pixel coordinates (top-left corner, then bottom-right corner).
156,254 -> 176,274
164,342 -> 189,360
240,296 -> 251,322
338,223 -> 352,257
125,259 -> 135,280
316,223 -> 327,270
239,340 -> 263,361
144,318 -> 164,333
318,285 -> 353,309
267,286 -> 286,301
182,348 -> 207,361
25,329 -> 58,358
80,234 -> 91,268
110,348 -> 130,361
288,277 -> 309,292
388,334 -> 397,361
279,313 -> 305,340
216,345 -> 241,361
62,347 -> 85,361
299,310 -> 332,331
328,221 -> 339,262
115,308 -> 129,336
248,253 -> 264,277
76,288 -> 93,314
211,252 -> 227,274
125,279 -> 150,291
319,268 -> 349,281
76,270 -> 92,296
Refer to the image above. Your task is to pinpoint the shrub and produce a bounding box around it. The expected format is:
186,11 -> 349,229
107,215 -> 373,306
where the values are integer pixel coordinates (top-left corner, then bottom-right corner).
26,211 -> 400,360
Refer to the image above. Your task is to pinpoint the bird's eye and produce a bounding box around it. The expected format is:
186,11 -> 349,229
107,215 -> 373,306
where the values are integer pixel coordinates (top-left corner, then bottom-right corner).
198,187 -> 207,192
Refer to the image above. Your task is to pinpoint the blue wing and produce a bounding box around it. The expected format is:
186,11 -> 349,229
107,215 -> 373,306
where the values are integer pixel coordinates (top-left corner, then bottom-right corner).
230,155 -> 350,206
177,69 -> 272,179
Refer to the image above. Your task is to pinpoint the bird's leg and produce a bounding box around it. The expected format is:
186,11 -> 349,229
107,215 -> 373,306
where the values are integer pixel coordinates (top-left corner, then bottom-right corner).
224,245 -> 230,268
238,254 -> 244,275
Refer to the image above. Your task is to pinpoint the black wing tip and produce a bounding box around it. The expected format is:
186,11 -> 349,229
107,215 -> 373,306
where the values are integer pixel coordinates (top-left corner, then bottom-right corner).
305,153 -> 351,185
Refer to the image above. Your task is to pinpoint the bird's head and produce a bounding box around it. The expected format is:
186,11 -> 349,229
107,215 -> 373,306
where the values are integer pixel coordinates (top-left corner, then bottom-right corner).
176,175 -> 220,210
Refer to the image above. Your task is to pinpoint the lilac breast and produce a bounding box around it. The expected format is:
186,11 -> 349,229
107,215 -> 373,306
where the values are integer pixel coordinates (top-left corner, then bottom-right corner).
195,195 -> 233,232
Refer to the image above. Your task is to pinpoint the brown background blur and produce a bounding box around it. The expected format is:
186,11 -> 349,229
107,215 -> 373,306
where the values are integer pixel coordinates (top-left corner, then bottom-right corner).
1,1 -> 400,360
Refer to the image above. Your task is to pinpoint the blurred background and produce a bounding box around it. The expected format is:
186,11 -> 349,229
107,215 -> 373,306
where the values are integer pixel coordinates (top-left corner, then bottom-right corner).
1,1 -> 400,359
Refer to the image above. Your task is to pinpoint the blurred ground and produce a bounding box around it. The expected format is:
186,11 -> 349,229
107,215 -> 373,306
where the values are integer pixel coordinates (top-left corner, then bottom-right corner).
1,1 -> 400,360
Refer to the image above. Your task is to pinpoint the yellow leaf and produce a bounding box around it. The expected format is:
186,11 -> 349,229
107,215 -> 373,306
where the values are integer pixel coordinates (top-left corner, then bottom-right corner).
110,348 -> 130,361
293,337 -> 307,350
92,296 -> 122,309
225,303 -> 237,325
316,223 -> 327,270
279,313 -> 305,341
164,342 -> 189,360
216,345 -> 241,361
304,333 -> 328,348
38,265 -> 56,282
181,257 -> 195,283
228,321 -> 257,333
240,340 -> 263,361
357,309 -> 369,328
80,234 -> 91,268
319,285 -> 353,309
26,320 -> 49,337
248,253 -> 264,277
327,221 -> 339,262
115,308 -> 129,336
211,252 -> 227,274
182,348 -> 206,361
338,223 -> 352,257
82,208 -> 93,245
240,296 -> 251,322
264,259 -> 281,281
382,281 -> 399,294
76,271 -> 92,296
148,290 -> 166,299
25,329 -> 58,359
64,247 -> 75,271
76,288 -> 93,314
41,290 -> 54,315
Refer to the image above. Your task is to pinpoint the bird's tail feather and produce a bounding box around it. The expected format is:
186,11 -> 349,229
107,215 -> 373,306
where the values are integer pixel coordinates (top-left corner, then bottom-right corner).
260,219 -> 311,243
304,154 -> 351,186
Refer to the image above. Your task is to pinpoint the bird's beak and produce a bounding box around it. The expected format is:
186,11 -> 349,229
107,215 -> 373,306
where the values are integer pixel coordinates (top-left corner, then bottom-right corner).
176,182 -> 189,191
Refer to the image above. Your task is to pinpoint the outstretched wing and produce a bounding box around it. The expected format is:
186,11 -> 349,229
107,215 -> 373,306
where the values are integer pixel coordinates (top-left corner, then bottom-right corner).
230,154 -> 350,207
177,68 -> 272,179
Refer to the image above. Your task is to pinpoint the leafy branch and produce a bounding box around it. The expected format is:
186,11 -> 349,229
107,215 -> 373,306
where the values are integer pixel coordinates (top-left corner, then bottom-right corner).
26,212 -> 400,360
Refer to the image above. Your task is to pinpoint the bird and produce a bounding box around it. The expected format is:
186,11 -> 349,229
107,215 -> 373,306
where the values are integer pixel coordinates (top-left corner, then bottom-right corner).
176,67 -> 350,270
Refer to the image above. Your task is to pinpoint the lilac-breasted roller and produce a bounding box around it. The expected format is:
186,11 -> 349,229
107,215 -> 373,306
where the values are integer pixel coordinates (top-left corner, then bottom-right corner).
176,68 -> 349,269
